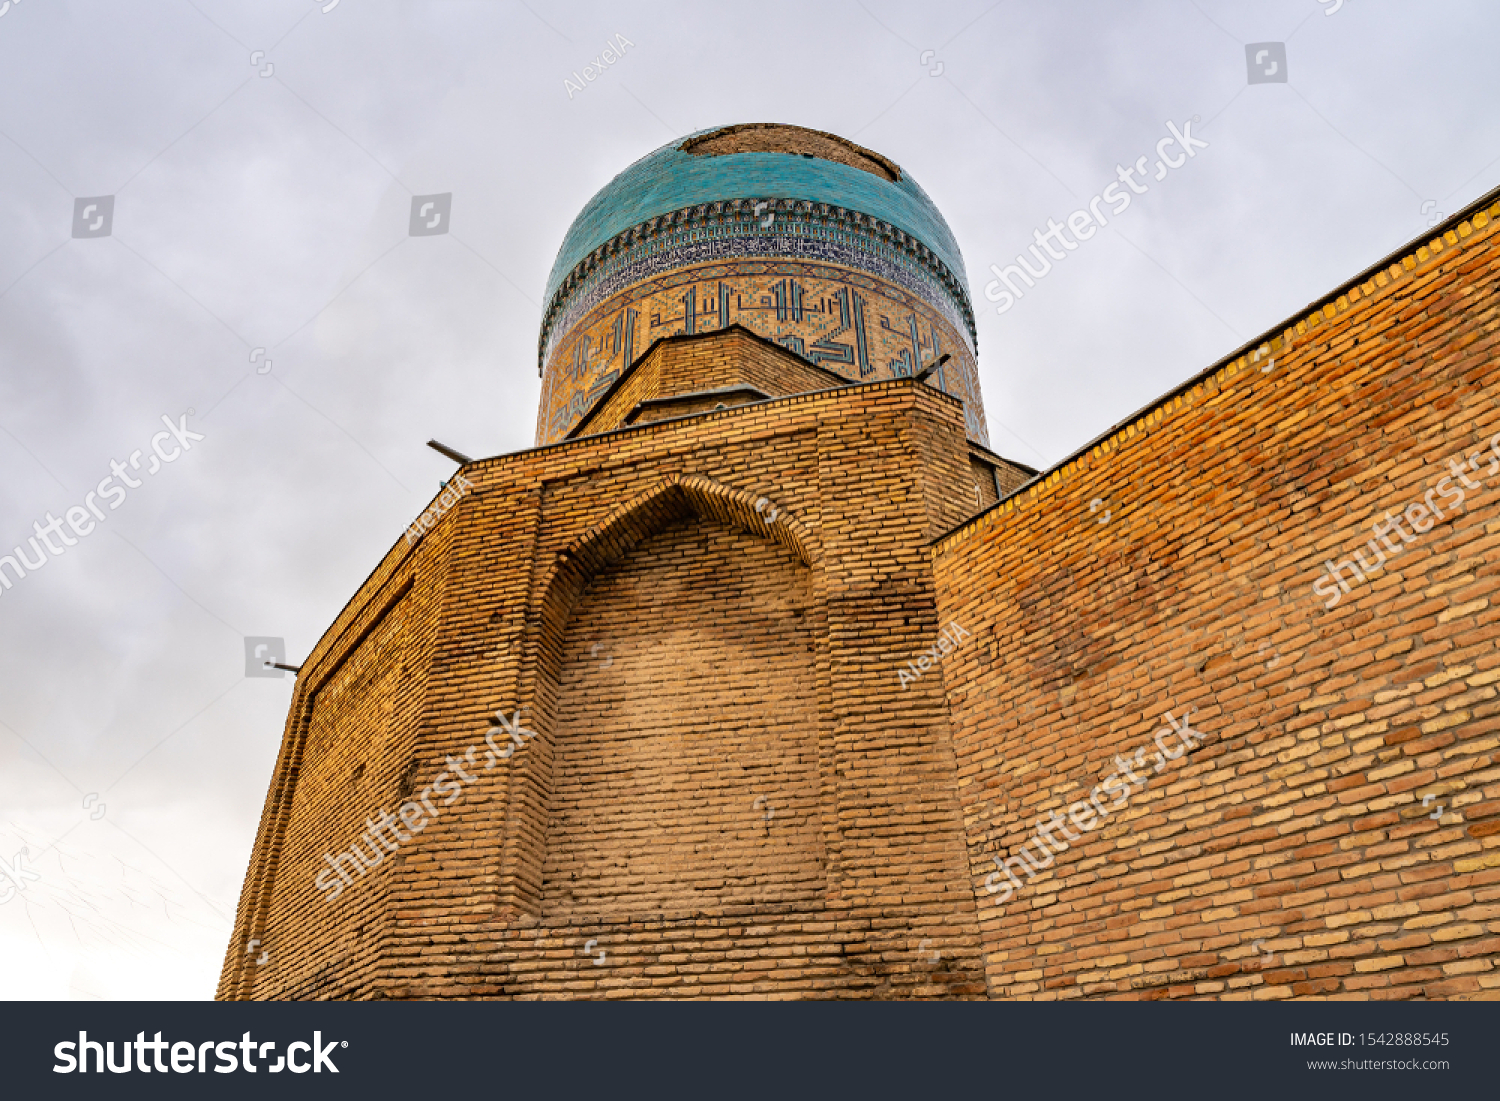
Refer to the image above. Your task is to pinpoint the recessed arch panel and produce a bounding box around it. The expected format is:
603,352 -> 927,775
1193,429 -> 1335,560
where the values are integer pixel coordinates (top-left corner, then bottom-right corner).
539,510 -> 825,918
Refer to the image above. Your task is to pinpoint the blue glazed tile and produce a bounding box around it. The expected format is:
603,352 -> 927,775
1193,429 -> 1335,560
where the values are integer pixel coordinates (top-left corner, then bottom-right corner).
542,129 -> 971,315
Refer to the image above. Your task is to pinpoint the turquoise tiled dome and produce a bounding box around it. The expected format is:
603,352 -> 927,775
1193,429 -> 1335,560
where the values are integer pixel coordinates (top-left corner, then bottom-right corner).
542,126 -> 972,324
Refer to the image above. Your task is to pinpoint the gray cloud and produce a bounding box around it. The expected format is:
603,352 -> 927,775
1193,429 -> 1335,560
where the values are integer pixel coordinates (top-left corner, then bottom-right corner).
1,0 -> 1496,998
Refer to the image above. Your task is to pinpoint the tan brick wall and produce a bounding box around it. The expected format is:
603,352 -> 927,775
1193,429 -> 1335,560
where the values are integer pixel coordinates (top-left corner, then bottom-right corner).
220,372 -> 991,1000
575,327 -> 847,438
540,515 -> 824,919
687,328 -> 847,401
968,456 -> 1000,512
630,391 -> 764,425
574,348 -> 664,438
933,200 -> 1500,1000
220,568 -> 439,1000
222,197 -> 1500,1002
992,457 -> 1033,498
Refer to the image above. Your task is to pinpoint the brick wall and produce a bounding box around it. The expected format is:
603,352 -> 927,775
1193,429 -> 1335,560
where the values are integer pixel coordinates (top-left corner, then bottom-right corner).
220,567 -> 441,999
220,370 -> 992,1000
629,388 -> 765,425
933,198 -> 1500,1000
539,515 -> 824,919
575,326 -> 847,438
223,194 -> 1500,1001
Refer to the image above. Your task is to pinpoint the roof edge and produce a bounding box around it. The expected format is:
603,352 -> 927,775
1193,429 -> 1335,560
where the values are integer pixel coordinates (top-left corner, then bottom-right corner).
561,323 -> 855,442
930,181 -> 1500,552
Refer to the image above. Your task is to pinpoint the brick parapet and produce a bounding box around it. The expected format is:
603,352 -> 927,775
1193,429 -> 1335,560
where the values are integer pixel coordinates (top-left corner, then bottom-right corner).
935,193 -> 1500,554
575,326 -> 853,438
931,195 -> 1500,999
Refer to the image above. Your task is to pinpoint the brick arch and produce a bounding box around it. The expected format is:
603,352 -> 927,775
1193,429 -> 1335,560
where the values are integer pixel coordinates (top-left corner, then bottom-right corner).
491,474 -> 826,917
552,473 -> 818,585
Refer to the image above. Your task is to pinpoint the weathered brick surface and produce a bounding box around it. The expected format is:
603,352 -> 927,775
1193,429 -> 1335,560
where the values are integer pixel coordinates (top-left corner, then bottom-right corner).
574,326 -> 849,438
220,566 -> 439,999
933,198 -> 1500,1000
539,516 -> 825,918
221,187 -> 1500,1002
220,371 -> 995,1000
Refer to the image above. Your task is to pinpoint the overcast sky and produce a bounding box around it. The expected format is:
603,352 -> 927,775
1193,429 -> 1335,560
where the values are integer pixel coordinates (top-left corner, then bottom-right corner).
2,0 -> 1497,1000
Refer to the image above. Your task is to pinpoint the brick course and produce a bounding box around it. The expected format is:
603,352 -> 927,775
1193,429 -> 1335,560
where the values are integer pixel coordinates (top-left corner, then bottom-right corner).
571,325 -> 850,439
220,374 -> 995,1000
933,196 -> 1500,1000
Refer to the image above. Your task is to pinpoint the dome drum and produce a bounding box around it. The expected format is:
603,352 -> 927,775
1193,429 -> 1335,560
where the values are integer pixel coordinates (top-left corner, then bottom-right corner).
534,125 -> 991,448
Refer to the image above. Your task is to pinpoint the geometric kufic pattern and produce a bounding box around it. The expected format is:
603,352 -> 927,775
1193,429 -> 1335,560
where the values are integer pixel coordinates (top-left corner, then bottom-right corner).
538,256 -> 988,447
